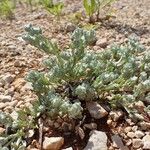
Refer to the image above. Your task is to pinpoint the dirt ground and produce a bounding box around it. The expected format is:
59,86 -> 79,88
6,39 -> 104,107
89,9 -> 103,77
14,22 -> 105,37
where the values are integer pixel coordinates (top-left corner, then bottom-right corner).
0,0 -> 150,149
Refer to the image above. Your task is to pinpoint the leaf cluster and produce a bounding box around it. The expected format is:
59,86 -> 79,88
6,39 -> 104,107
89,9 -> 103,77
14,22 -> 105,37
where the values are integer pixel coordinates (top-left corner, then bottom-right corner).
40,0 -> 64,18
0,0 -> 14,19
83,0 -> 117,23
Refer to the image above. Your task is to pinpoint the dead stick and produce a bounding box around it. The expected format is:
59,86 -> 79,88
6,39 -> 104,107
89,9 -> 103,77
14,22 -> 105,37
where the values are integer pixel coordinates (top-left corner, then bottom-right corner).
38,118 -> 43,150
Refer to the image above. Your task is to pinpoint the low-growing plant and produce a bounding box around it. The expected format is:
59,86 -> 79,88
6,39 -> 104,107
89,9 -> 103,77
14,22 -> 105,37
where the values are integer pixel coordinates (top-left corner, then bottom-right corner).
40,0 -> 64,19
0,0 -> 15,19
83,0 -> 117,23
23,24 -> 150,120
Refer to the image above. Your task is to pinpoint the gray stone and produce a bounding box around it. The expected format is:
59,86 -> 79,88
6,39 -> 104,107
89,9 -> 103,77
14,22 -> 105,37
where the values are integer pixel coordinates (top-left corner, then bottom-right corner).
66,23 -> 76,32
86,102 -> 108,119
2,74 -> 15,85
84,130 -> 108,150
112,135 -> 125,148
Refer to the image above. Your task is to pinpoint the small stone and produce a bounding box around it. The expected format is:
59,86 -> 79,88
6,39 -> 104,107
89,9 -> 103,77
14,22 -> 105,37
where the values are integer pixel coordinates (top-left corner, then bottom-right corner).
4,106 -> 14,113
143,141 -> 150,149
43,137 -> 64,150
0,127 -> 5,134
84,123 -> 97,130
132,139 -> 143,148
124,127 -> 132,133
86,102 -> 108,119
127,132 -> 135,138
139,122 -> 150,130
134,101 -> 145,108
107,119 -> 112,125
84,130 -> 108,150
2,73 -> 15,84
142,135 -> 150,142
126,119 -> 135,126
132,126 -> 138,132
10,111 -> 18,120
21,82 -> 33,91
0,102 -> 7,109
0,95 -> 12,102
5,87 -> 15,96
96,38 -> 108,48
13,78 -> 26,91
14,60 -> 21,67
135,130 -> 145,138
54,122 -> 60,128
142,135 -> 150,149
112,135 -> 125,149
109,110 -> 123,121
126,139 -> 132,146
135,113 -> 144,121
65,23 -> 76,32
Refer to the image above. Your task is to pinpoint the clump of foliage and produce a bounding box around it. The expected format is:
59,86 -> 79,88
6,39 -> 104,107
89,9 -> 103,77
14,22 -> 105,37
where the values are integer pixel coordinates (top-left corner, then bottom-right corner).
83,0 -> 117,23
40,0 -> 64,19
0,0 -> 15,19
23,24 -> 150,119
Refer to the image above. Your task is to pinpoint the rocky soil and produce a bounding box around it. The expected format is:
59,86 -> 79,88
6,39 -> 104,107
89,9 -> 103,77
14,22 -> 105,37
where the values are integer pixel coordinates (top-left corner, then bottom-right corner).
0,0 -> 150,149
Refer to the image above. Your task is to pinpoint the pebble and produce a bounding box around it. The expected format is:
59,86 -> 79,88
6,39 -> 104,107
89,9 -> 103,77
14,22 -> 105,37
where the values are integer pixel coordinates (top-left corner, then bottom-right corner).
135,130 -> 145,138
142,135 -> 150,142
86,102 -> 108,119
132,126 -> 138,132
124,127 -> 132,133
0,102 -> 7,109
109,110 -> 124,121
43,137 -> 64,150
132,139 -> 143,148
96,38 -> 108,48
2,73 -> 15,85
0,127 -> 5,134
112,134 -> 126,149
13,78 -> 26,91
83,123 -> 97,130
139,122 -> 150,130
0,95 -> 12,102
65,23 -> 76,32
127,132 -> 135,138
142,135 -> 150,149
134,101 -> 145,108
143,141 -> 150,149
84,130 -> 108,150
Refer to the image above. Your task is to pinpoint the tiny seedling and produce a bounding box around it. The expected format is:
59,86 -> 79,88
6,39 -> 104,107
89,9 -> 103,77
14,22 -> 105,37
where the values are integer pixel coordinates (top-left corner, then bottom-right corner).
83,0 -> 117,23
40,0 -> 64,19
0,0 -> 15,19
